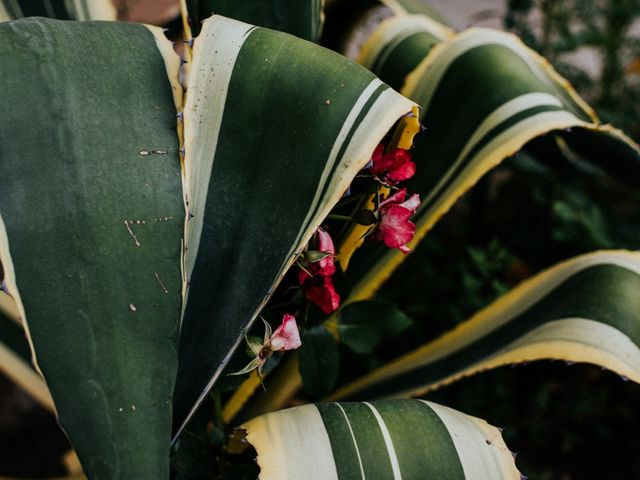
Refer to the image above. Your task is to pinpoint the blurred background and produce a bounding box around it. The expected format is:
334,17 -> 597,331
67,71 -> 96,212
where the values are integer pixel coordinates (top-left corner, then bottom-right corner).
1,1 -> 639,478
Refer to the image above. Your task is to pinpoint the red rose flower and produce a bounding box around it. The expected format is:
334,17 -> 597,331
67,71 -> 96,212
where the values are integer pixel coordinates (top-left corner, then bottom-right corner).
373,188 -> 421,253
298,269 -> 341,314
370,144 -> 416,185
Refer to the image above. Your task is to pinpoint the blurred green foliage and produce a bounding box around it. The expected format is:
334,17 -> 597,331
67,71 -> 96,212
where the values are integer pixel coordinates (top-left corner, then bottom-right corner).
506,0 -> 640,140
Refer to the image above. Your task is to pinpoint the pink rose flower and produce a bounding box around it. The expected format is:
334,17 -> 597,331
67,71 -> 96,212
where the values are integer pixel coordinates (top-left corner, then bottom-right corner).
298,270 -> 341,314
230,313 -> 301,377
373,188 -> 421,253
370,144 -> 416,185
268,313 -> 302,351
313,227 -> 336,277
298,227 -> 340,313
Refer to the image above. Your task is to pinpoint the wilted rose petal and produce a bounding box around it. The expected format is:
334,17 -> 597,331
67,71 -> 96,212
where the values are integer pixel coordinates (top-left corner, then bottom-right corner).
269,313 -> 302,351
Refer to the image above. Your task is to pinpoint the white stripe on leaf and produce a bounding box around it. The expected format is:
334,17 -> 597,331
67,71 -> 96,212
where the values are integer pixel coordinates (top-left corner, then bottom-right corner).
393,317 -> 640,399
334,251 -> 640,400
425,401 -> 521,480
403,28 -> 588,116
181,16 -> 253,294
172,16 -> 254,440
359,14 -> 454,72
336,403 -> 366,479
421,92 -> 563,207
287,78 -> 385,260
364,402 -> 402,480
243,404 -> 339,480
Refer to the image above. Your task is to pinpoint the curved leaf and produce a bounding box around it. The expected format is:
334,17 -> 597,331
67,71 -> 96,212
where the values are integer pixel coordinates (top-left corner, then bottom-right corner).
0,0 -> 115,21
333,251 -> 640,400
184,0 -> 324,41
359,14 -> 454,90
237,19 -> 640,422
243,399 -> 520,479
174,15 -> 415,436
347,25 -> 640,303
0,18 -> 182,478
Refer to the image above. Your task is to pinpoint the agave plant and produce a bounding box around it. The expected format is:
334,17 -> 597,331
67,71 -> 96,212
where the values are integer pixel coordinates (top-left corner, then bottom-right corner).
0,0 -> 639,478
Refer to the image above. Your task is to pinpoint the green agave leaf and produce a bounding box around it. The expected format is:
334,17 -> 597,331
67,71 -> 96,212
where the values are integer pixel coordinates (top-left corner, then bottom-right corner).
0,14 -> 416,469
184,0 -> 324,41
346,25 -> 640,303
240,21 -> 640,418
242,399 -> 520,479
0,0 -> 115,21
359,14 -> 454,91
174,15 -> 415,437
0,18 -> 183,478
333,251 -> 640,400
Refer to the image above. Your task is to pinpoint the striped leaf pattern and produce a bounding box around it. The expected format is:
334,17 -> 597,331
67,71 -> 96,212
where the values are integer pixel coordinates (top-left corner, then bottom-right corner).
218,9 -> 640,424
184,0 -> 324,41
174,15 -> 415,437
359,14 -> 455,91
0,12 -> 415,475
243,399 -> 520,479
346,24 -> 640,303
0,18 -> 183,478
333,251 -> 640,400
0,0 -> 115,21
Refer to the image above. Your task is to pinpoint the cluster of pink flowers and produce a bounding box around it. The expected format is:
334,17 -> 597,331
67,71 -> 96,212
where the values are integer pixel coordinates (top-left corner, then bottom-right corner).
299,142 -> 421,314
234,135 -> 421,377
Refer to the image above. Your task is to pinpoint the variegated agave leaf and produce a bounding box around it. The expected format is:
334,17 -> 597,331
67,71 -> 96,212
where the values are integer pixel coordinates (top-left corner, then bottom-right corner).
243,399 -> 520,480
334,251 -> 640,400
0,14 -> 415,477
182,0 -> 324,41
